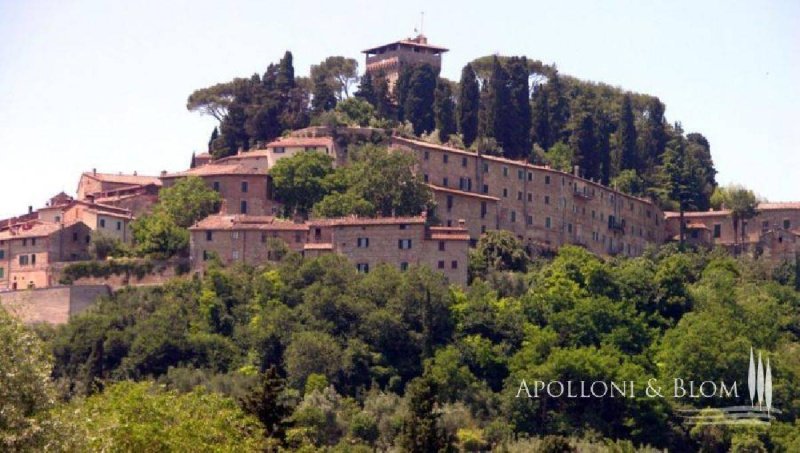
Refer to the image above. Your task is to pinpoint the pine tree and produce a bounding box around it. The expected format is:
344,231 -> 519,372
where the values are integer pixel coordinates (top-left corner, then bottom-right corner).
507,56 -> 531,159
618,95 -> 638,172
434,80 -> 456,142
190,152 -> 197,169
530,84 -> 552,149
403,64 -> 437,135
457,64 -> 480,148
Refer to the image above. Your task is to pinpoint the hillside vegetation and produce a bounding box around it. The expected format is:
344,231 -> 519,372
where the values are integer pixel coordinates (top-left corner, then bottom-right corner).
188,51 -> 716,212
3,242 -> 800,451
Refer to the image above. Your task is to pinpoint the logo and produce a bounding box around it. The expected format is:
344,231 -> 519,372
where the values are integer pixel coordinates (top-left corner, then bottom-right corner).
516,346 -> 779,425
677,347 -> 779,425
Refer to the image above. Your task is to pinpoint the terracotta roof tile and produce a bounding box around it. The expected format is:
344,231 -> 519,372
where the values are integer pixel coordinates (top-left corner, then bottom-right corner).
309,216 -> 426,227
163,162 -> 268,178
0,220 -> 82,240
190,215 -> 308,231
429,184 -> 500,201
758,202 -> 800,210
429,233 -> 470,241
265,137 -> 333,148
304,243 -> 333,250
83,172 -> 162,186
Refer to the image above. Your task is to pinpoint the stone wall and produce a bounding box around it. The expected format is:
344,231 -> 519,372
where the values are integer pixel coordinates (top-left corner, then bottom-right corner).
0,285 -> 110,324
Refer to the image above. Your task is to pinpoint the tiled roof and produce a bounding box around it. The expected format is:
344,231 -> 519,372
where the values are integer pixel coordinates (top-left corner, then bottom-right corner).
686,222 -> 710,230
0,212 -> 39,231
264,137 -> 333,148
429,233 -> 470,241
82,172 -> 162,186
304,243 -> 333,250
429,184 -> 500,201
0,220 -> 82,240
309,215 -> 426,227
427,226 -> 470,241
363,36 -> 448,53
162,161 -> 268,178
214,150 -> 271,164
190,215 -> 308,231
758,202 -> 800,211
664,210 -> 731,218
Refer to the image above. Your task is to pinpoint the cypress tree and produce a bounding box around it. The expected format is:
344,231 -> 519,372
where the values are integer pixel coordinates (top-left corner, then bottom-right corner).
395,65 -> 414,122
618,95 -> 638,172
547,70 -> 570,144
399,375 -> 453,452
569,109 -> 598,178
434,79 -> 456,142
478,79 -> 490,139
354,72 -> 376,105
596,113 -> 612,184
486,56 -> 512,152
208,126 -> 219,152
311,72 -> 337,114
372,74 -> 395,120
639,97 -> 667,170
403,64 -> 437,135
531,84 -> 551,149
457,63 -> 480,147
507,56 -> 531,159
275,51 -> 295,92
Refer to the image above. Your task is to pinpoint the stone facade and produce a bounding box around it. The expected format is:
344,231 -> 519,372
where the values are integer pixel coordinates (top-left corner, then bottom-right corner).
363,34 -> 448,90
161,164 -> 281,217
0,220 -> 92,290
392,137 -> 665,258
76,170 -> 162,200
664,202 -> 800,259
189,215 -> 309,266
188,214 -> 470,287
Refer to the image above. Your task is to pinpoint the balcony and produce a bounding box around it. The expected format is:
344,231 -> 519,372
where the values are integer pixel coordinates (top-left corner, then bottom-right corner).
608,218 -> 626,233
573,186 -> 594,201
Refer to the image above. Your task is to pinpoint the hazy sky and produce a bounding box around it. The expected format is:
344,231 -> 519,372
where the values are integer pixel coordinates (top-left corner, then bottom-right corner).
1,0 -> 798,218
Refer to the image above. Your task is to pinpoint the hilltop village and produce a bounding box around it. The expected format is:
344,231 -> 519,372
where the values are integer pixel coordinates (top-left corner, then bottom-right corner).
1,35 -> 798,303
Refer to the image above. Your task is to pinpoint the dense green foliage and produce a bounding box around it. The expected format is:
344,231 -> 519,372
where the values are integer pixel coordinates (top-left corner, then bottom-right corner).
0,309 -> 54,451
189,49 -> 717,210
49,381 -> 266,451
131,176 -> 220,258
5,244 -> 798,450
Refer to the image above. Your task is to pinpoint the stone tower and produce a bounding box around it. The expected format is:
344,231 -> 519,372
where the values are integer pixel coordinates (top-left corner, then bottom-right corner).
362,34 -> 448,92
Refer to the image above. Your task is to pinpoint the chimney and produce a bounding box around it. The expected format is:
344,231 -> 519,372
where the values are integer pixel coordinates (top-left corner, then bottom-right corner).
28,205 -> 33,214
133,171 -> 138,176
573,165 -> 580,177
92,168 -> 97,176
160,170 -> 167,177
